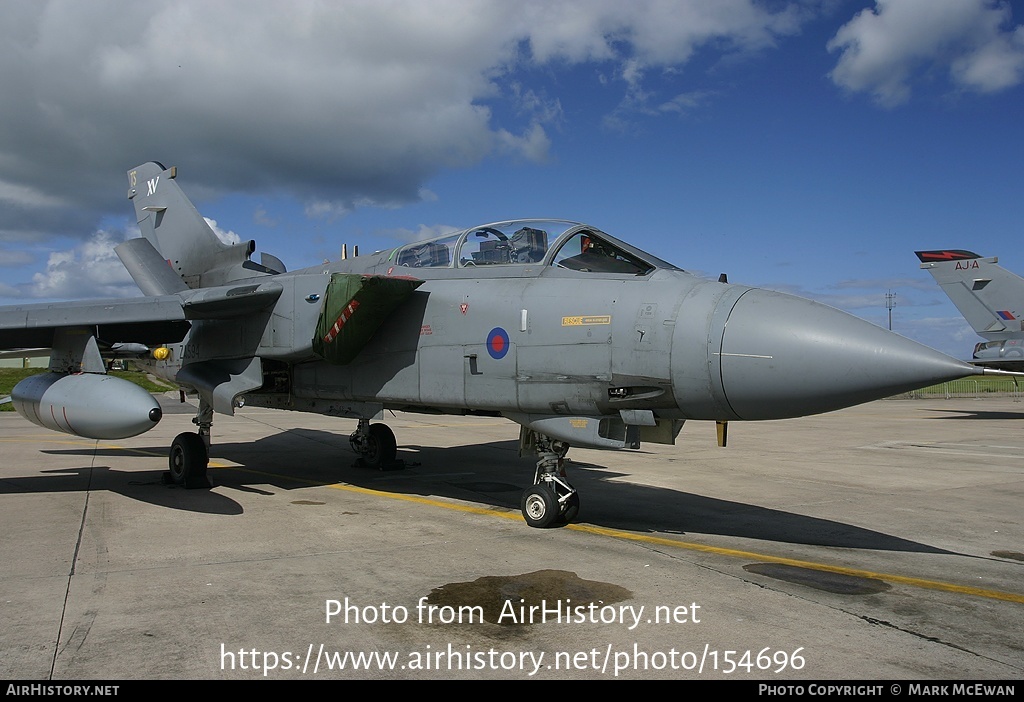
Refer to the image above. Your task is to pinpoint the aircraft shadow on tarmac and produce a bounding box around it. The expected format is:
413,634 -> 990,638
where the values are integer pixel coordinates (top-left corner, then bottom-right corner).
926,408 -> 1024,420
23,427 -> 954,555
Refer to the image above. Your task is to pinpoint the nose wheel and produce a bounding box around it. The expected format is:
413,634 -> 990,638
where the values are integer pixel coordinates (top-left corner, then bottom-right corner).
521,485 -> 558,528
520,482 -> 580,528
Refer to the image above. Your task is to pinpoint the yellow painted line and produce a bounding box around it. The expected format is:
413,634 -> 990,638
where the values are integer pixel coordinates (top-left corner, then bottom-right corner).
209,465 -> 521,519
564,524 -> 1024,604
313,480 -> 1024,605
324,481 -> 523,520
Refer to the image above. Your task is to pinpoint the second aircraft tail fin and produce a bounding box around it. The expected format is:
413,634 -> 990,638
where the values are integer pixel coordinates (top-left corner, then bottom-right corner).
917,250 -> 1024,339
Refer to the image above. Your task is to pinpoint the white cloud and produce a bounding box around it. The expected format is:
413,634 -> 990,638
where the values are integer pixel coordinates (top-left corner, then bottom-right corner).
951,24 -> 1024,92
495,123 -> 552,163
0,0 -> 811,244
0,180 -> 67,209
22,228 -> 138,299
304,200 -> 352,222
203,217 -> 241,245
828,0 -> 1024,106
510,86 -> 564,126
524,0 -> 804,66
658,91 -> 714,115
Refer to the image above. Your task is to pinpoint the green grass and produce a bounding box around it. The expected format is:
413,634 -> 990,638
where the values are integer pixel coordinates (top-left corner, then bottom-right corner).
0,367 -> 176,411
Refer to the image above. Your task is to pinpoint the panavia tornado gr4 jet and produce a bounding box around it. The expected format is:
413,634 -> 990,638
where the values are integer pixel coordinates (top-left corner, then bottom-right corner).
0,163 -> 1000,527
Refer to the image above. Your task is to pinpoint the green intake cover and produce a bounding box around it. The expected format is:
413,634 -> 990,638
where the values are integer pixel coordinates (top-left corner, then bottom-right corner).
312,273 -> 422,365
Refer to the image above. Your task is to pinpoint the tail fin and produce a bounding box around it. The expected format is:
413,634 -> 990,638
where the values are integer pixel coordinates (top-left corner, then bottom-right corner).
917,250 -> 1024,339
126,162 -> 284,289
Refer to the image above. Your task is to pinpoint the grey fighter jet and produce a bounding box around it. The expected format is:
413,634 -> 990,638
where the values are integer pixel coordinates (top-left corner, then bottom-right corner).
0,163 -> 998,527
917,250 -> 1024,371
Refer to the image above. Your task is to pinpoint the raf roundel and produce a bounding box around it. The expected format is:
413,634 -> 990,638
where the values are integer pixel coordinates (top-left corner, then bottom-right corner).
486,327 -> 510,359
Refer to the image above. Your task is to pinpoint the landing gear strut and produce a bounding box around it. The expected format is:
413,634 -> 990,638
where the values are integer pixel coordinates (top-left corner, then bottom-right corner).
165,398 -> 211,488
519,430 -> 579,528
350,418 -> 400,470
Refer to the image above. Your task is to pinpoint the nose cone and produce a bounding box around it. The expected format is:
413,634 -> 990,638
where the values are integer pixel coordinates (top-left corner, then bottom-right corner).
719,289 -> 976,420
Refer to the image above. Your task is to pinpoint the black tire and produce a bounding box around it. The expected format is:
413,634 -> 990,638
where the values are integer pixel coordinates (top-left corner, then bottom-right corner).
168,432 -> 208,488
521,485 -> 559,528
364,423 -> 397,469
559,492 -> 581,525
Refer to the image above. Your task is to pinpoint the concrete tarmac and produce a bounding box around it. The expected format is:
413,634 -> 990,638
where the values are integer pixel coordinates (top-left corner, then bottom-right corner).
1,395 -> 1022,680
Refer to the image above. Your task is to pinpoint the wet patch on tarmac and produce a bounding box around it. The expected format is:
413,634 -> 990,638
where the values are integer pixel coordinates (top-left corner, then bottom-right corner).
424,569 -> 633,625
991,550 -> 1024,562
743,563 -> 891,595
290,500 -> 326,505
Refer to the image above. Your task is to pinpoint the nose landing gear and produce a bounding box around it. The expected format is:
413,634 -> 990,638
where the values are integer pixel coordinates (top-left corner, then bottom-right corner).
520,430 -> 579,528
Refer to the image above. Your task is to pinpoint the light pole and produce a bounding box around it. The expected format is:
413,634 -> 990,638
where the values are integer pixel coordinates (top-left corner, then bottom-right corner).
886,290 -> 896,331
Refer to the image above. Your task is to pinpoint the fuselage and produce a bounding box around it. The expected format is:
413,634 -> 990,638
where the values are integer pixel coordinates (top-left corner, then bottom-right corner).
141,219 -> 977,440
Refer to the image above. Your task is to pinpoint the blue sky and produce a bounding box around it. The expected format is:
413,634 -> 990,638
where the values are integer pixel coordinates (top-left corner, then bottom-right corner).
1,0 -> 1023,357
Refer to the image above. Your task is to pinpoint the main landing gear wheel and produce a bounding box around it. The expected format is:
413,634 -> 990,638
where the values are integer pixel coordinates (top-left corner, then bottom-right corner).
365,423 -> 397,469
167,432 -> 209,488
350,419 -> 401,470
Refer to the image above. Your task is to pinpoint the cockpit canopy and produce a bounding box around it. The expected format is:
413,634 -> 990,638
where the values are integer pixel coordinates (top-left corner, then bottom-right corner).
391,219 -> 677,275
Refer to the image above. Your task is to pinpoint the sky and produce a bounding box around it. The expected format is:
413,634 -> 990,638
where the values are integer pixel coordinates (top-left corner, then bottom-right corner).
1,0 -> 1023,358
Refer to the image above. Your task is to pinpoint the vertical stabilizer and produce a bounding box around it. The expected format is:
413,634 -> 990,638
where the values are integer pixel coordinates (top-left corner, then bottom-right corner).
127,162 -> 270,289
917,250 -> 1024,339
